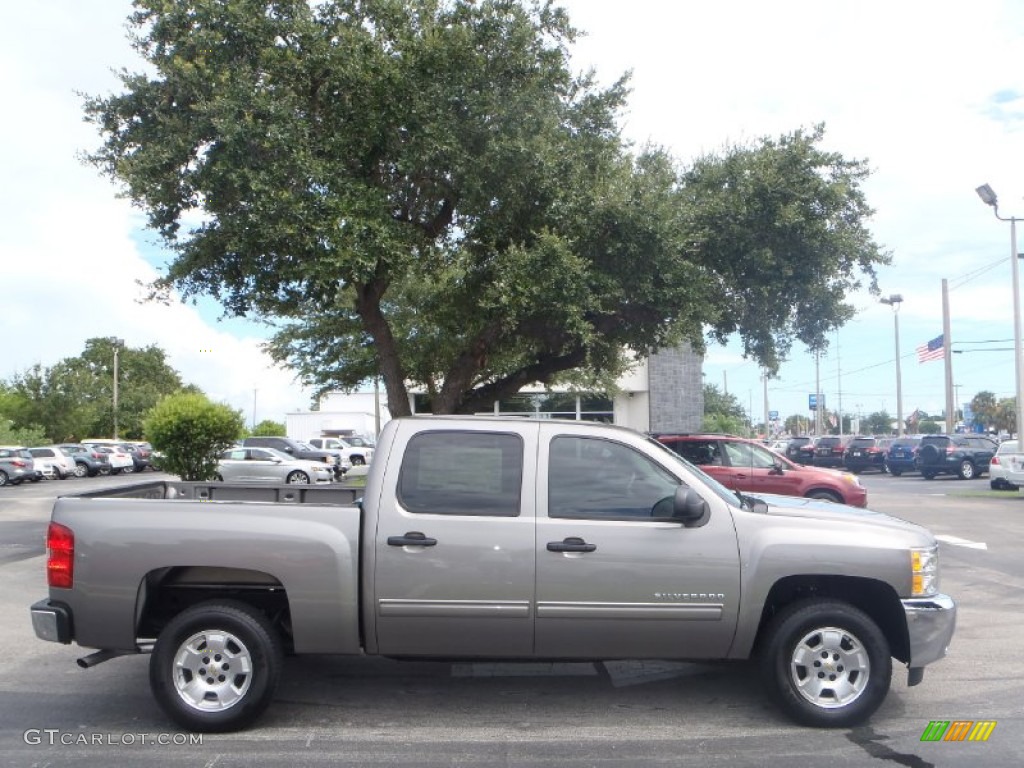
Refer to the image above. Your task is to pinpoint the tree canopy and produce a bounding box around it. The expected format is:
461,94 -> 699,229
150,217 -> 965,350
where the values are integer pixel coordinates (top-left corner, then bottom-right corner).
1,338 -> 198,442
85,0 -> 889,415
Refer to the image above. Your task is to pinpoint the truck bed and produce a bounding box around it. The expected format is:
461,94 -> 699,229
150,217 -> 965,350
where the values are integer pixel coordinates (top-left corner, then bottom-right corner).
65,480 -> 362,505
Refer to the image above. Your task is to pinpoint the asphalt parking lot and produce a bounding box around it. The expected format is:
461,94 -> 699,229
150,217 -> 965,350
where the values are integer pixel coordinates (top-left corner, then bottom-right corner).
1,471 -> 1022,767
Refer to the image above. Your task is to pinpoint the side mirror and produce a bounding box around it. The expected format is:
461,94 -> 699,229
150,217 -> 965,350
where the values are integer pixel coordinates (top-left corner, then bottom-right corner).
671,486 -> 709,526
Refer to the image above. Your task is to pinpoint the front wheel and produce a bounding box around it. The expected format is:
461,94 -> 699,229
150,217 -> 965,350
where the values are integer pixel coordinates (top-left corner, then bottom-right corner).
887,467 -> 902,477
760,599 -> 891,728
921,470 -> 937,480
73,462 -> 88,478
350,456 -> 365,466
805,490 -> 842,504
149,601 -> 282,733
285,470 -> 310,484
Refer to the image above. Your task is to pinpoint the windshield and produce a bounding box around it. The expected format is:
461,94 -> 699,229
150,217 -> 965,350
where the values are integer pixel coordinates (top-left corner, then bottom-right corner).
645,437 -> 744,508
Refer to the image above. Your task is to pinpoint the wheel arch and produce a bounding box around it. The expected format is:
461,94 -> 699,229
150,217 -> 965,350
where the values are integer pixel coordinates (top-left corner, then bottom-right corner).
136,566 -> 293,652
751,575 -> 909,664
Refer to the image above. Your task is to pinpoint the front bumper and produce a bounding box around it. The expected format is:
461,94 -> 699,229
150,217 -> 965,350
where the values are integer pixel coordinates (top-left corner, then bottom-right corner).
902,593 -> 956,675
30,599 -> 73,644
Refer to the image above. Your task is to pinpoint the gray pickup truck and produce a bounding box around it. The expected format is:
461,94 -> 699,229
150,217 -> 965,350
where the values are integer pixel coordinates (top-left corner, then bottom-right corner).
31,417 -> 956,733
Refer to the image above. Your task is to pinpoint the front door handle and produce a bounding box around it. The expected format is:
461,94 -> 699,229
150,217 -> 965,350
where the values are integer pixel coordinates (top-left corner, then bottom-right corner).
387,531 -> 438,547
547,537 -> 597,553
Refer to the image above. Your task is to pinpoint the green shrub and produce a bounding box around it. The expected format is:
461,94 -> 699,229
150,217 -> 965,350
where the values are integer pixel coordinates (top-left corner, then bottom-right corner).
144,393 -> 244,481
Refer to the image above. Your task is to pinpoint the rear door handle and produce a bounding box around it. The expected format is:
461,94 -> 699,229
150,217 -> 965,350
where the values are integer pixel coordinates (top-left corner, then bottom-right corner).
387,531 -> 438,547
547,537 -> 597,553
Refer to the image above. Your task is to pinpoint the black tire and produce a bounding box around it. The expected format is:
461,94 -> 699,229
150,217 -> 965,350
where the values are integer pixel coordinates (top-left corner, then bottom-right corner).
957,460 -> 976,480
56,468 -> 68,480
759,599 -> 891,728
806,490 -> 842,504
215,474 -> 224,482
351,456 -> 366,466
149,601 -> 282,733
111,468 -> 121,475
0,470 -> 7,487
285,470 -> 310,484
921,470 -> 937,480
918,444 -> 942,463
888,468 -> 902,477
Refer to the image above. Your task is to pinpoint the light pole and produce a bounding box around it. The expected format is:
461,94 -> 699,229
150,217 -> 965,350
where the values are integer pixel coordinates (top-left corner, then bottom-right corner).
975,184 -> 1024,450
880,294 -> 904,436
109,337 -> 124,439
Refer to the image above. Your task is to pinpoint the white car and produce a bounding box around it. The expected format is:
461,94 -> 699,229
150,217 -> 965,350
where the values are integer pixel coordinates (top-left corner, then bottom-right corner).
85,443 -> 134,474
28,446 -> 76,480
990,440 -> 1024,490
307,437 -> 374,466
216,447 -> 334,484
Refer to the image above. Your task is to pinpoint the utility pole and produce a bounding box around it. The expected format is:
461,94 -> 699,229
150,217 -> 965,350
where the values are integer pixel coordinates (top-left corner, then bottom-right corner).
942,279 -> 955,433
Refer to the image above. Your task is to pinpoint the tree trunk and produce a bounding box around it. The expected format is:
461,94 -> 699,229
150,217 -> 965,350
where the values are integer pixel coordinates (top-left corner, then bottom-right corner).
355,279 -> 412,418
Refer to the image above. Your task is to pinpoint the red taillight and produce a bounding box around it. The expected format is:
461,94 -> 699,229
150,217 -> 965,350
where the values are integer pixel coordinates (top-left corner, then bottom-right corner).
946,446 -> 956,454
12,459 -> 26,468
992,457 -> 1002,465
46,522 -> 74,589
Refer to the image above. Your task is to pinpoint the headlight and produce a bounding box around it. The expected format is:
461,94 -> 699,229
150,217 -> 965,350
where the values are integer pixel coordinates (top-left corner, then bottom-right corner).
840,472 -> 862,486
911,546 -> 939,597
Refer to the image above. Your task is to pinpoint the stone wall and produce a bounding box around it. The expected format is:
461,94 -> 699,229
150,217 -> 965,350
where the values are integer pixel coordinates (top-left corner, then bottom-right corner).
647,344 -> 704,432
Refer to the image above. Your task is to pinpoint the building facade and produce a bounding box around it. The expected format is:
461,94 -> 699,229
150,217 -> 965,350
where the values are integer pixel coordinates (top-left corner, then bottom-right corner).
286,344 -> 704,439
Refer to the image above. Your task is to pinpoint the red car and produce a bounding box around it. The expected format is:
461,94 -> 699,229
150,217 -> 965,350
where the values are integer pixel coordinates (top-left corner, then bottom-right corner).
654,433 -> 868,507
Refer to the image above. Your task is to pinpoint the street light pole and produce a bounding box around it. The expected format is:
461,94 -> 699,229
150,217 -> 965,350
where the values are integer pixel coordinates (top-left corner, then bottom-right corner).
880,294 -> 904,436
109,337 -> 124,439
975,184 -> 1024,451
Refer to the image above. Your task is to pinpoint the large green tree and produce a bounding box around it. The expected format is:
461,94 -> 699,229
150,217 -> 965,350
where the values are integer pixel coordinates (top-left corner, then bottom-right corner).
85,0 -> 888,415
3,338 -> 198,441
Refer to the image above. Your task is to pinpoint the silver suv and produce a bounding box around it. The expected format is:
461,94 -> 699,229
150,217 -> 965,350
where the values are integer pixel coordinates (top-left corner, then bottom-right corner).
0,446 -> 39,486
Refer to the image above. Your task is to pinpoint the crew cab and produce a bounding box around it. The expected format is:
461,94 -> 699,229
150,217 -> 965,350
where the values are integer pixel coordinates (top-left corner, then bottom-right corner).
31,417 -> 956,733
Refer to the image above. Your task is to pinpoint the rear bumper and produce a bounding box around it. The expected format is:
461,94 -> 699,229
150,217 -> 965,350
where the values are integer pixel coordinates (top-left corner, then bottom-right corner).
30,599 -> 73,644
902,593 -> 956,670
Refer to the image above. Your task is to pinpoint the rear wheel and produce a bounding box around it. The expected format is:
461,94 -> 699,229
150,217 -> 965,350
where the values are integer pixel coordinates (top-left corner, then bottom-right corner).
887,467 -> 902,477
760,599 -> 891,727
149,601 -> 282,732
957,460 -> 975,480
921,470 -> 937,480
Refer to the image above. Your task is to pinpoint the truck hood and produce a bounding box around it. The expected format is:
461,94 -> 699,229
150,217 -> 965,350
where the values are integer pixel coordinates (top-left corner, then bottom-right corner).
748,492 -> 927,534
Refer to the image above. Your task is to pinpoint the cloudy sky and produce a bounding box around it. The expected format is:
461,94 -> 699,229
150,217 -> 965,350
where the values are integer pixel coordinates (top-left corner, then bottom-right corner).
3,0 -> 1024,429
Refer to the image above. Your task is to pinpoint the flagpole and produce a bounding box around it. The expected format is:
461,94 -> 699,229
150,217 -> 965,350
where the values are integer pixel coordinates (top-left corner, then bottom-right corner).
942,279 -> 955,433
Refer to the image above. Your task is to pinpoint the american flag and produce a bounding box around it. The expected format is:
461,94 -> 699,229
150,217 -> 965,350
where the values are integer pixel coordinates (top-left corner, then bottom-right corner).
917,335 -> 945,363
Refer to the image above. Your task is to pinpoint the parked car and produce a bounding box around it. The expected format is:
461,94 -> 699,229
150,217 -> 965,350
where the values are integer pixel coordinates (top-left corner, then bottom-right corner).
241,436 -> 340,477
216,446 -> 334,484
812,435 -> 849,468
989,440 -> 1024,490
0,446 -> 37,486
843,436 -> 892,474
916,433 -> 999,480
307,437 -> 374,466
28,446 -> 76,480
654,433 -> 867,506
784,436 -> 814,463
884,437 -> 921,477
57,443 -> 112,477
84,443 -> 134,474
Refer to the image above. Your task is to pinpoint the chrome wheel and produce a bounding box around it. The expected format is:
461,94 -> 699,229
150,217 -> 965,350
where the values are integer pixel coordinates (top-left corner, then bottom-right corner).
171,630 -> 253,713
286,471 -> 310,484
788,626 -> 870,709
73,463 -> 87,478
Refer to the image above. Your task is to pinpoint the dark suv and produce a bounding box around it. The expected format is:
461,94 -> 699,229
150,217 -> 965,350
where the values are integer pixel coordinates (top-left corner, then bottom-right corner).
884,437 -> 921,476
843,436 -> 892,474
784,436 -> 814,463
916,434 -> 998,480
812,436 -> 848,468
